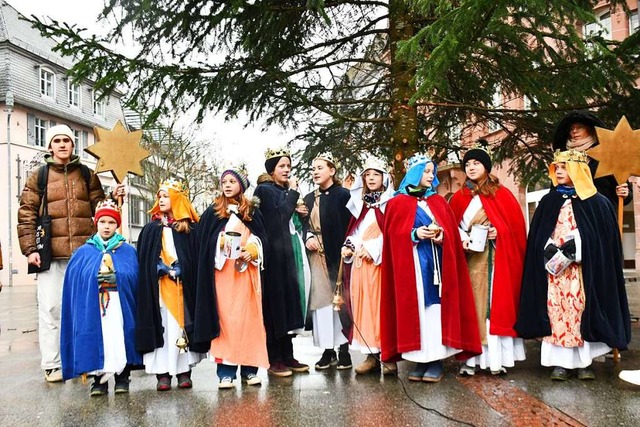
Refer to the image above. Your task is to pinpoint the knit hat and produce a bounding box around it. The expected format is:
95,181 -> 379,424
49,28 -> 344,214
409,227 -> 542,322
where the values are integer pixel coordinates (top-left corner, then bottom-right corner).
264,146 -> 291,174
462,148 -> 492,173
94,199 -> 121,227
46,125 -> 75,149
221,166 -> 250,193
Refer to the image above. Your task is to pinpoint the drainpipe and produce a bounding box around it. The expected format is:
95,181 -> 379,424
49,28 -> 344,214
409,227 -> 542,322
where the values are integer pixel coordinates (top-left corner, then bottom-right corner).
5,89 -> 14,287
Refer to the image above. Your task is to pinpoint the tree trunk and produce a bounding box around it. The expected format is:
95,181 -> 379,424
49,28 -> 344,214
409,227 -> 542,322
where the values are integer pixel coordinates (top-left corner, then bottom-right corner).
389,0 -> 418,186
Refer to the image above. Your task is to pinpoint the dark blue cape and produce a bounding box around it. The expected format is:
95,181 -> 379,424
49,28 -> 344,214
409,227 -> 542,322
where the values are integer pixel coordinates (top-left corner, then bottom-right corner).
61,242 -> 142,380
515,190 -> 631,349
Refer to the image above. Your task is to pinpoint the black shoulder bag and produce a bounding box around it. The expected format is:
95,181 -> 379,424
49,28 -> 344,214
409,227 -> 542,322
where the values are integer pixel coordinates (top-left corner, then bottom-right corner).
28,166 -> 52,274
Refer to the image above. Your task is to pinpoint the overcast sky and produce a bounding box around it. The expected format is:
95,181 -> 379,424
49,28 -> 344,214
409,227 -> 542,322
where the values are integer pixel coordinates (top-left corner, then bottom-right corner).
8,0 -> 299,187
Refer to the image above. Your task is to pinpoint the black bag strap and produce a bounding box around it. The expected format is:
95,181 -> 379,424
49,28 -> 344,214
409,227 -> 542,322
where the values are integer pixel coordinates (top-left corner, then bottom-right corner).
37,165 -> 49,217
80,164 -> 92,193
36,164 -> 93,215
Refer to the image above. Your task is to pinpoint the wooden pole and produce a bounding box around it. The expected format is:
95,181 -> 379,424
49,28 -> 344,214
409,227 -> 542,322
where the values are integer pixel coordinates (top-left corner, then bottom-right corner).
613,194 -> 624,362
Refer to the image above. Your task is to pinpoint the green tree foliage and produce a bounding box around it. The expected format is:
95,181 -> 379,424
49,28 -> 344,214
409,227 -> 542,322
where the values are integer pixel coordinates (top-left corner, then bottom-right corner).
30,0 -> 640,185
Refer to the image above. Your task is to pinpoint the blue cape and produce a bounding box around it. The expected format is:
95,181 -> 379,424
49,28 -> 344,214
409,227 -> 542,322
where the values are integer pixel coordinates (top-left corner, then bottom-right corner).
61,240 -> 142,380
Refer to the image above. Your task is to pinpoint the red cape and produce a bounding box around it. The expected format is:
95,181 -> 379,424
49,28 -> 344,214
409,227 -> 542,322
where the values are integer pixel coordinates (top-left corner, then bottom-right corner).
380,194 -> 481,362
449,186 -> 527,337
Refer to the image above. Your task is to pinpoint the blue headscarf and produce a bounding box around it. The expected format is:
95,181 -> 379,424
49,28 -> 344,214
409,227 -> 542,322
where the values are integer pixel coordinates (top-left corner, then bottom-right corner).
394,154 -> 439,197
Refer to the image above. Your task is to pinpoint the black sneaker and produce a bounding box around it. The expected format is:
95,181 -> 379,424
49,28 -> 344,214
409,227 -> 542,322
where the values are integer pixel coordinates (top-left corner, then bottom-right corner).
114,378 -> 130,394
90,380 -> 108,397
337,351 -> 352,370
315,350 -> 337,370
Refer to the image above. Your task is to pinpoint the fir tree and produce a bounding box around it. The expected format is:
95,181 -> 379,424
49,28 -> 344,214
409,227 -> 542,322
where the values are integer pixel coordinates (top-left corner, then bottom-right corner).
30,0 -> 640,184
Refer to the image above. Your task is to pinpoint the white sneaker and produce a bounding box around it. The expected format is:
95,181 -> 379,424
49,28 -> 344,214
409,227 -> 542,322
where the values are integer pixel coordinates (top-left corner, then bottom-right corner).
242,373 -> 262,386
619,370 -> 640,385
45,368 -> 63,383
218,377 -> 234,389
491,367 -> 507,376
459,365 -> 476,376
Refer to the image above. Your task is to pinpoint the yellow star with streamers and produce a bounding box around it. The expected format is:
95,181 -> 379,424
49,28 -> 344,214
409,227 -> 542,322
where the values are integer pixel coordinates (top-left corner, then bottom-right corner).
86,120 -> 150,183
587,116 -> 640,184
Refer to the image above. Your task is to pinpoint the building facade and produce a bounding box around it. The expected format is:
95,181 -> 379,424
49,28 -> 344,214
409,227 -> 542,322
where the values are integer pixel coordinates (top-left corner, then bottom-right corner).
0,0 -> 130,287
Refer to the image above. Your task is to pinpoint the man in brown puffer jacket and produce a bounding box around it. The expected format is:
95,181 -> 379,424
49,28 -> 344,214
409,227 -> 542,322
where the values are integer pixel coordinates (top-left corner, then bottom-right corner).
17,124 -> 125,383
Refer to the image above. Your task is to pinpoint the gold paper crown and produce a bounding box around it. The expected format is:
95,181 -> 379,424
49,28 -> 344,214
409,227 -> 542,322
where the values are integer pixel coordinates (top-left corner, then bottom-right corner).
265,146 -> 291,160
314,152 -> 336,165
95,199 -> 121,214
552,149 -> 588,164
403,153 -> 431,171
158,178 -> 189,196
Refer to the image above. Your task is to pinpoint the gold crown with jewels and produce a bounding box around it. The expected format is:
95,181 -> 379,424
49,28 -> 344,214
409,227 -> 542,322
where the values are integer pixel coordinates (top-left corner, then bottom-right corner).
265,146 -> 291,160
158,178 -> 189,196
553,149 -> 588,164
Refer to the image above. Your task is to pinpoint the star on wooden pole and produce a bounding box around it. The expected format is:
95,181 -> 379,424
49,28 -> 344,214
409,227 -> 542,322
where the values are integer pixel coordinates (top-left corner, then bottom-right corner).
86,120 -> 150,183
587,116 -> 640,184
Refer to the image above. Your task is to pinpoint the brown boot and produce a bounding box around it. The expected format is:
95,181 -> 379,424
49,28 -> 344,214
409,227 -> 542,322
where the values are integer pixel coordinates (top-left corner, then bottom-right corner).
355,354 -> 381,375
382,361 -> 398,375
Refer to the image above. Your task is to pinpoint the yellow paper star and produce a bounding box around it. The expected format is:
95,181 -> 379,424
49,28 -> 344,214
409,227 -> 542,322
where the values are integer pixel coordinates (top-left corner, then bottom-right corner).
86,120 -> 150,183
586,116 -> 640,184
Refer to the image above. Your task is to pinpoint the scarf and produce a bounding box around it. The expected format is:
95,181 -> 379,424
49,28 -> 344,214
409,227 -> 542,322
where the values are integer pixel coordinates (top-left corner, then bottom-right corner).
566,135 -> 595,152
87,233 -> 126,252
406,185 -> 436,198
555,185 -> 577,198
363,191 -> 383,206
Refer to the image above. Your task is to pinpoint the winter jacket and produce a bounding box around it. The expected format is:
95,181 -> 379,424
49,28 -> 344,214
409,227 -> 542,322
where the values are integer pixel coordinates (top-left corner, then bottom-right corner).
17,154 -> 106,259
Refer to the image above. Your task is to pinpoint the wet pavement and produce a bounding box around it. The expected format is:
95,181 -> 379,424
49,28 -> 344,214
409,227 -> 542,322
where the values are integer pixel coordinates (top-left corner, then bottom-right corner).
2,279 -> 640,426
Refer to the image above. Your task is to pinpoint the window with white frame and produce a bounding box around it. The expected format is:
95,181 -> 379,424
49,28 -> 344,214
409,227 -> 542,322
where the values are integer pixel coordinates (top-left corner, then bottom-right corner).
80,130 -> 89,159
68,82 -> 80,107
584,12 -> 612,38
93,92 -> 106,118
73,130 -> 82,156
130,195 -> 142,225
488,86 -> 502,133
40,67 -> 55,98
34,117 -> 47,147
630,11 -> 638,35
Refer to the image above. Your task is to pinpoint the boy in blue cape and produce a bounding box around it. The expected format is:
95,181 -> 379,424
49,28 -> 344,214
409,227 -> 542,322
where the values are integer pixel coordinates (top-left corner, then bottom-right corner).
61,199 -> 142,396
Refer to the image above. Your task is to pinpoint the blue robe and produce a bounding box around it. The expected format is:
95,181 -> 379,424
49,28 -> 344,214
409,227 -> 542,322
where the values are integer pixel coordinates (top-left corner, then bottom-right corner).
61,239 -> 142,380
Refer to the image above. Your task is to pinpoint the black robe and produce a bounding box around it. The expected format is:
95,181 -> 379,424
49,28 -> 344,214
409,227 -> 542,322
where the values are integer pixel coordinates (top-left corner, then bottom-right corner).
253,182 -> 304,341
514,190 -> 631,350
303,184 -> 352,286
303,183 -> 352,330
192,204 -> 267,348
135,220 -> 207,353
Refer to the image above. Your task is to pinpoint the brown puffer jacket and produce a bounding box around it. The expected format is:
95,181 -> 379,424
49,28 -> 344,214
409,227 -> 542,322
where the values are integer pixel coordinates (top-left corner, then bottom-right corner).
18,155 -> 107,259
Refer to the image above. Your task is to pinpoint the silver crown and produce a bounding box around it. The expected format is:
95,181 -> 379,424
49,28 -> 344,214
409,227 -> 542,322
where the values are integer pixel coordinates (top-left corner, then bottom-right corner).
362,156 -> 388,174
404,153 -> 431,170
